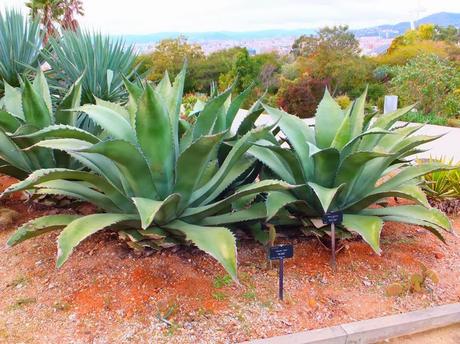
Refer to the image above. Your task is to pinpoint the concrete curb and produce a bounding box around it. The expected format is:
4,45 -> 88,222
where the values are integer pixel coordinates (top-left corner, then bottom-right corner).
243,303 -> 460,344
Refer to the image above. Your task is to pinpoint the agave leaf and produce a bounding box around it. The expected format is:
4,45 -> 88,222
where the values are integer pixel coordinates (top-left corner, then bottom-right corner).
3,83 -> 24,119
263,104 -> 314,179
348,183 -> 429,211
376,216 -> 446,243
266,190 -> 299,220
371,104 -> 415,130
32,70 -> 52,115
193,156 -> 255,206
315,89 -> 344,148
14,125 -> 100,143
342,214 -> 383,254
0,110 -> 22,132
132,193 -> 181,228
200,202 -> 267,226
35,180 -> 121,212
57,214 -> 138,267
360,205 -> 451,231
3,168 -> 131,212
308,182 -> 343,213
22,78 -> 52,128
226,83 -> 255,129
183,179 -> 293,222
7,214 -> 81,246
132,197 -> 164,229
55,76 -> 83,126
32,138 -> 128,193
190,126 -> 271,205
248,143 -> 296,185
0,129 -> 32,172
309,144 -> 340,187
192,86 -> 233,141
81,140 -> 157,199
76,104 -> 137,143
164,220 -> 238,281
348,87 -> 367,139
174,132 -> 225,210
136,85 -> 174,196
335,151 -> 392,187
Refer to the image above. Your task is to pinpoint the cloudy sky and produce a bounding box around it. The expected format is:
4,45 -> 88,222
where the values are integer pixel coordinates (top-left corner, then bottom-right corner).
1,0 -> 459,34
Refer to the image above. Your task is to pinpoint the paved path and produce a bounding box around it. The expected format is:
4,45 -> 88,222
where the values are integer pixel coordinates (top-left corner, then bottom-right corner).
233,110 -> 460,161
382,323 -> 460,344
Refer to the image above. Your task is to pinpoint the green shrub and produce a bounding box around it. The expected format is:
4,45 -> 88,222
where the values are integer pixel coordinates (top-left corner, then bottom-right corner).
390,54 -> 460,117
249,89 -> 452,254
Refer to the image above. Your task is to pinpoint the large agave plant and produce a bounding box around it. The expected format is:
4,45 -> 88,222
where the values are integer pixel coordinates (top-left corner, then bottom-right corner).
0,71 -> 83,179
42,30 -> 138,104
249,89 -> 452,254
3,69 -> 289,279
0,9 -> 42,92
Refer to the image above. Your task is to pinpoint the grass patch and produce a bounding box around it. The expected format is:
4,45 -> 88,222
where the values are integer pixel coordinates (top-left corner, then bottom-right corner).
212,291 -> 227,301
7,275 -> 29,288
11,297 -> 36,310
401,111 -> 448,126
213,274 -> 232,289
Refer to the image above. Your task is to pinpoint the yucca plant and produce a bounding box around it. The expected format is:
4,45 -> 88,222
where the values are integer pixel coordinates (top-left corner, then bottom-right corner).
42,30 -> 138,104
3,69 -> 289,280
248,89 -> 452,255
0,9 -> 42,93
0,71 -> 83,179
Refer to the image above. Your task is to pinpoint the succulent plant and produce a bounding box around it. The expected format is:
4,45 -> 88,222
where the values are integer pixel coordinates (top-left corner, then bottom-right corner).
249,89 -> 452,254
3,68 -> 289,280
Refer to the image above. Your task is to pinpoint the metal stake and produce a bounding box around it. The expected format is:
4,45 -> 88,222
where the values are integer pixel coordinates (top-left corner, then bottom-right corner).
279,257 -> 284,301
331,223 -> 336,272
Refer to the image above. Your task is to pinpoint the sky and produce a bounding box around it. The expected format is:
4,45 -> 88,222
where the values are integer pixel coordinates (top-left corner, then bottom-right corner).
1,0 -> 460,34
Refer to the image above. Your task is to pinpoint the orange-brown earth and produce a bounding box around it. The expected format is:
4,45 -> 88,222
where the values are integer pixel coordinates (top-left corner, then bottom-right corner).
0,175 -> 459,343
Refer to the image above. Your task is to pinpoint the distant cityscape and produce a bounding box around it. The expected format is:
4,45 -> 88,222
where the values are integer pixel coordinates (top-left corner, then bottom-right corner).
129,12 -> 459,56
134,36 -> 394,56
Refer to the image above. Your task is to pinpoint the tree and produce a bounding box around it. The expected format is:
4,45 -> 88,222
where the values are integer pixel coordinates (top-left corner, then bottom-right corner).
26,0 -> 83,44
291,25 -> 360,57
138,36 -> 204,92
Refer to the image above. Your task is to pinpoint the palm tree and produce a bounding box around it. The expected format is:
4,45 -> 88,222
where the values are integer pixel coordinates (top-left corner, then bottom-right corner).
25,0 -> 83,44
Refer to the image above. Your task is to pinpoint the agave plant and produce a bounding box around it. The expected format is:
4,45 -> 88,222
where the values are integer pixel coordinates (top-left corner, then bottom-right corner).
418,157 -> 460,200
42,30 -> 138,104
0,71 -> 83,179
3,69 -> 289,280
0,9 -> 42,92
248,89 -> 452,254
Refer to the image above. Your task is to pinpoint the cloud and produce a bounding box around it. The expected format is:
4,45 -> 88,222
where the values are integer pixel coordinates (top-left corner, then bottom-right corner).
1,0 -> 459,34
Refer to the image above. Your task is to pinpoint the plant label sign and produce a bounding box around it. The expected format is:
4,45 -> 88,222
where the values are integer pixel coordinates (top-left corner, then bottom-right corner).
269,244 -> 293,301
269,244 -> 294,260
322,211 -> 343,225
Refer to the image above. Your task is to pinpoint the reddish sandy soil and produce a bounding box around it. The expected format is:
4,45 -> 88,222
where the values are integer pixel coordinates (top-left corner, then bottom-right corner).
0,175 -> 459,343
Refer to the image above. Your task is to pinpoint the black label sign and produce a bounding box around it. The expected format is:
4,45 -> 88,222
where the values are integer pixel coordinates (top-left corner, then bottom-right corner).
322,211 -> 343,225
269,244 -> 294,260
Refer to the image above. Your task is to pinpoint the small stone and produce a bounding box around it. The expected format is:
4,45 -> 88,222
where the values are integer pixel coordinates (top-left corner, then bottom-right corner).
434,252 -> 444,259
363,279 -> 372,287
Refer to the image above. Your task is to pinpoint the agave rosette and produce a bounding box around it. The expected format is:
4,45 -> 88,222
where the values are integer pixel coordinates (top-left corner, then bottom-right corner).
3,68 -> 290,279
248,89 -> 452,253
